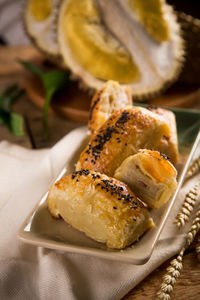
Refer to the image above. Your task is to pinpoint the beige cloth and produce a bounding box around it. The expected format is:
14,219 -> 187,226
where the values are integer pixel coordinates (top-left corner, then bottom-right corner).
0,126 -> 200,300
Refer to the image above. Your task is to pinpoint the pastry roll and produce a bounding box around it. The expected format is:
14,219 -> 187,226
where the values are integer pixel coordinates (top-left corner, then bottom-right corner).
47,169 -> 154,249
147,106 -> 179,164
88,80 -> 132,135
114,149 -> 177,209
76,106 -> 170,177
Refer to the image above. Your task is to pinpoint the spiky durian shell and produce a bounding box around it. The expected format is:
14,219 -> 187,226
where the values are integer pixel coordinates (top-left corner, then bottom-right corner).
177,12 -> 200,85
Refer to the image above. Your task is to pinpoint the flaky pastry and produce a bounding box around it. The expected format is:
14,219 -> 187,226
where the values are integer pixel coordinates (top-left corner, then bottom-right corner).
147,106 -> 179,164
114,149 -> 177,209
76,106 -> 170,177
47,169 -> 153,249
88,80 -> 132,135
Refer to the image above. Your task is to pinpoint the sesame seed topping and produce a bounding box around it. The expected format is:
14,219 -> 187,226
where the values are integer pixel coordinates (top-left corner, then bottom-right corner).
70,169 -> 138,209
84,111 -> 131,162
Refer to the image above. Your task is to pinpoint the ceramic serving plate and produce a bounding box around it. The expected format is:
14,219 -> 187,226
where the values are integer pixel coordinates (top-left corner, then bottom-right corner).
18,106 -> 200,264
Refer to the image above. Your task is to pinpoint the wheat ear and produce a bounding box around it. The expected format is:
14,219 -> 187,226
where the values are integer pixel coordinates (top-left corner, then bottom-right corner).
195,232 -> 200,261
185,156 -> 200,180
156,204 -> 200,300
174,180 -> 200,228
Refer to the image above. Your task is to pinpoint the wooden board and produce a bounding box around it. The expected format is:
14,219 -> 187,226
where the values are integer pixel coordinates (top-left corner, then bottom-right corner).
22,53 -> 200,123
23,72 -> 200,123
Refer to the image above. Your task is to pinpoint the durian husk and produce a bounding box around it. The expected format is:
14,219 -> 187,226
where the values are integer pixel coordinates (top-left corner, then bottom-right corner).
24,0 -> 62,65
112,0 -> 185,100
177,12 -> 200,85
24,0 -> 188,100
57,0 -> 185,100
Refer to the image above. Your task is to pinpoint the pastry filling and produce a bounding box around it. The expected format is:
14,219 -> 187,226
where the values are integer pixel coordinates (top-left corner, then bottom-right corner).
121,164 -> 166,205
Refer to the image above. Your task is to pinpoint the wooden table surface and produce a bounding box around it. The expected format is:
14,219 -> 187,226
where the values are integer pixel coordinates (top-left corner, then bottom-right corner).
0,46 -> 200,300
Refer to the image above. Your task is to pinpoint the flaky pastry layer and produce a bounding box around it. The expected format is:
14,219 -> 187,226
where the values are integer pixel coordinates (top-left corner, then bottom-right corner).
48,169 -> 153,249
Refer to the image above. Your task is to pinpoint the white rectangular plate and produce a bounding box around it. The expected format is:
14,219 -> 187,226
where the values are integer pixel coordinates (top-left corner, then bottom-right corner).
18,107 -> 200,264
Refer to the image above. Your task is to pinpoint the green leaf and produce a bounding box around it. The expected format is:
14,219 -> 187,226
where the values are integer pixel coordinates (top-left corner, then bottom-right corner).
43,87 -> 55,136
17,60 -> 42,77
9,113 -> 24,136
18,60 -> 69,135
0,84 -> 24,112
0,84 -> 25,136
0,110 -> 24,137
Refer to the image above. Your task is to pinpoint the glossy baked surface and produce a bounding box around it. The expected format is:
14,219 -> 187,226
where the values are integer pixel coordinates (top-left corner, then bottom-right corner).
18,107 -> 200,264
77,106 -> 170,177
48,170 -> 153,249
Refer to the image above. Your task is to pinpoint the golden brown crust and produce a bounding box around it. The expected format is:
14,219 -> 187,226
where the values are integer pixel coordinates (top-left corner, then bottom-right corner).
88,89 -> 104,132
147,106 -> 179,164
48,169 -> 153,248
88,81 -> 132,135
53,169 -> 144,213
77,106 -> 170,177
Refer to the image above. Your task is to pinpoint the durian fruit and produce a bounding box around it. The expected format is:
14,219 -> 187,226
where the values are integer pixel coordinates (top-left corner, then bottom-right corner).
58,0 -> 184,98
177,12 -> 200,85
24,0 -> 61,61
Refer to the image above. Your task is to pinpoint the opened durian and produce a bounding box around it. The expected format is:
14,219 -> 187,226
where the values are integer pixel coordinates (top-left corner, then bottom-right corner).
24,0 -> 184,98
24,0 -> 61,60
58,0 -> 184,98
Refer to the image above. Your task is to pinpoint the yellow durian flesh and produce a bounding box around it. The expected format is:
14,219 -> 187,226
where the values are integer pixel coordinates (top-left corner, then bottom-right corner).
62,0 -> 140,83
128,0 -> 170,42
28,0 -> 52,22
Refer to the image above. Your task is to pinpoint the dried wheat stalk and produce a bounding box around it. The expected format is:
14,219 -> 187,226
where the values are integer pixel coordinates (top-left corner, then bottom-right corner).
195,232 -> 200,261
185,156 -> 200,180
174,180 -> 200,228
156,204 -> 200,300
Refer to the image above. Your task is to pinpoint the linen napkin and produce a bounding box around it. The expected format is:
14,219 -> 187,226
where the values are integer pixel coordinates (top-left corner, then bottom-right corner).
0,126 -> 200,300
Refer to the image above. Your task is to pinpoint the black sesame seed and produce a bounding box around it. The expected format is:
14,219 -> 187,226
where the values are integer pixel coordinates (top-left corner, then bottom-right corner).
118,187 -> 124,191
160,152 -> 169,160
116,112 -> 130,125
